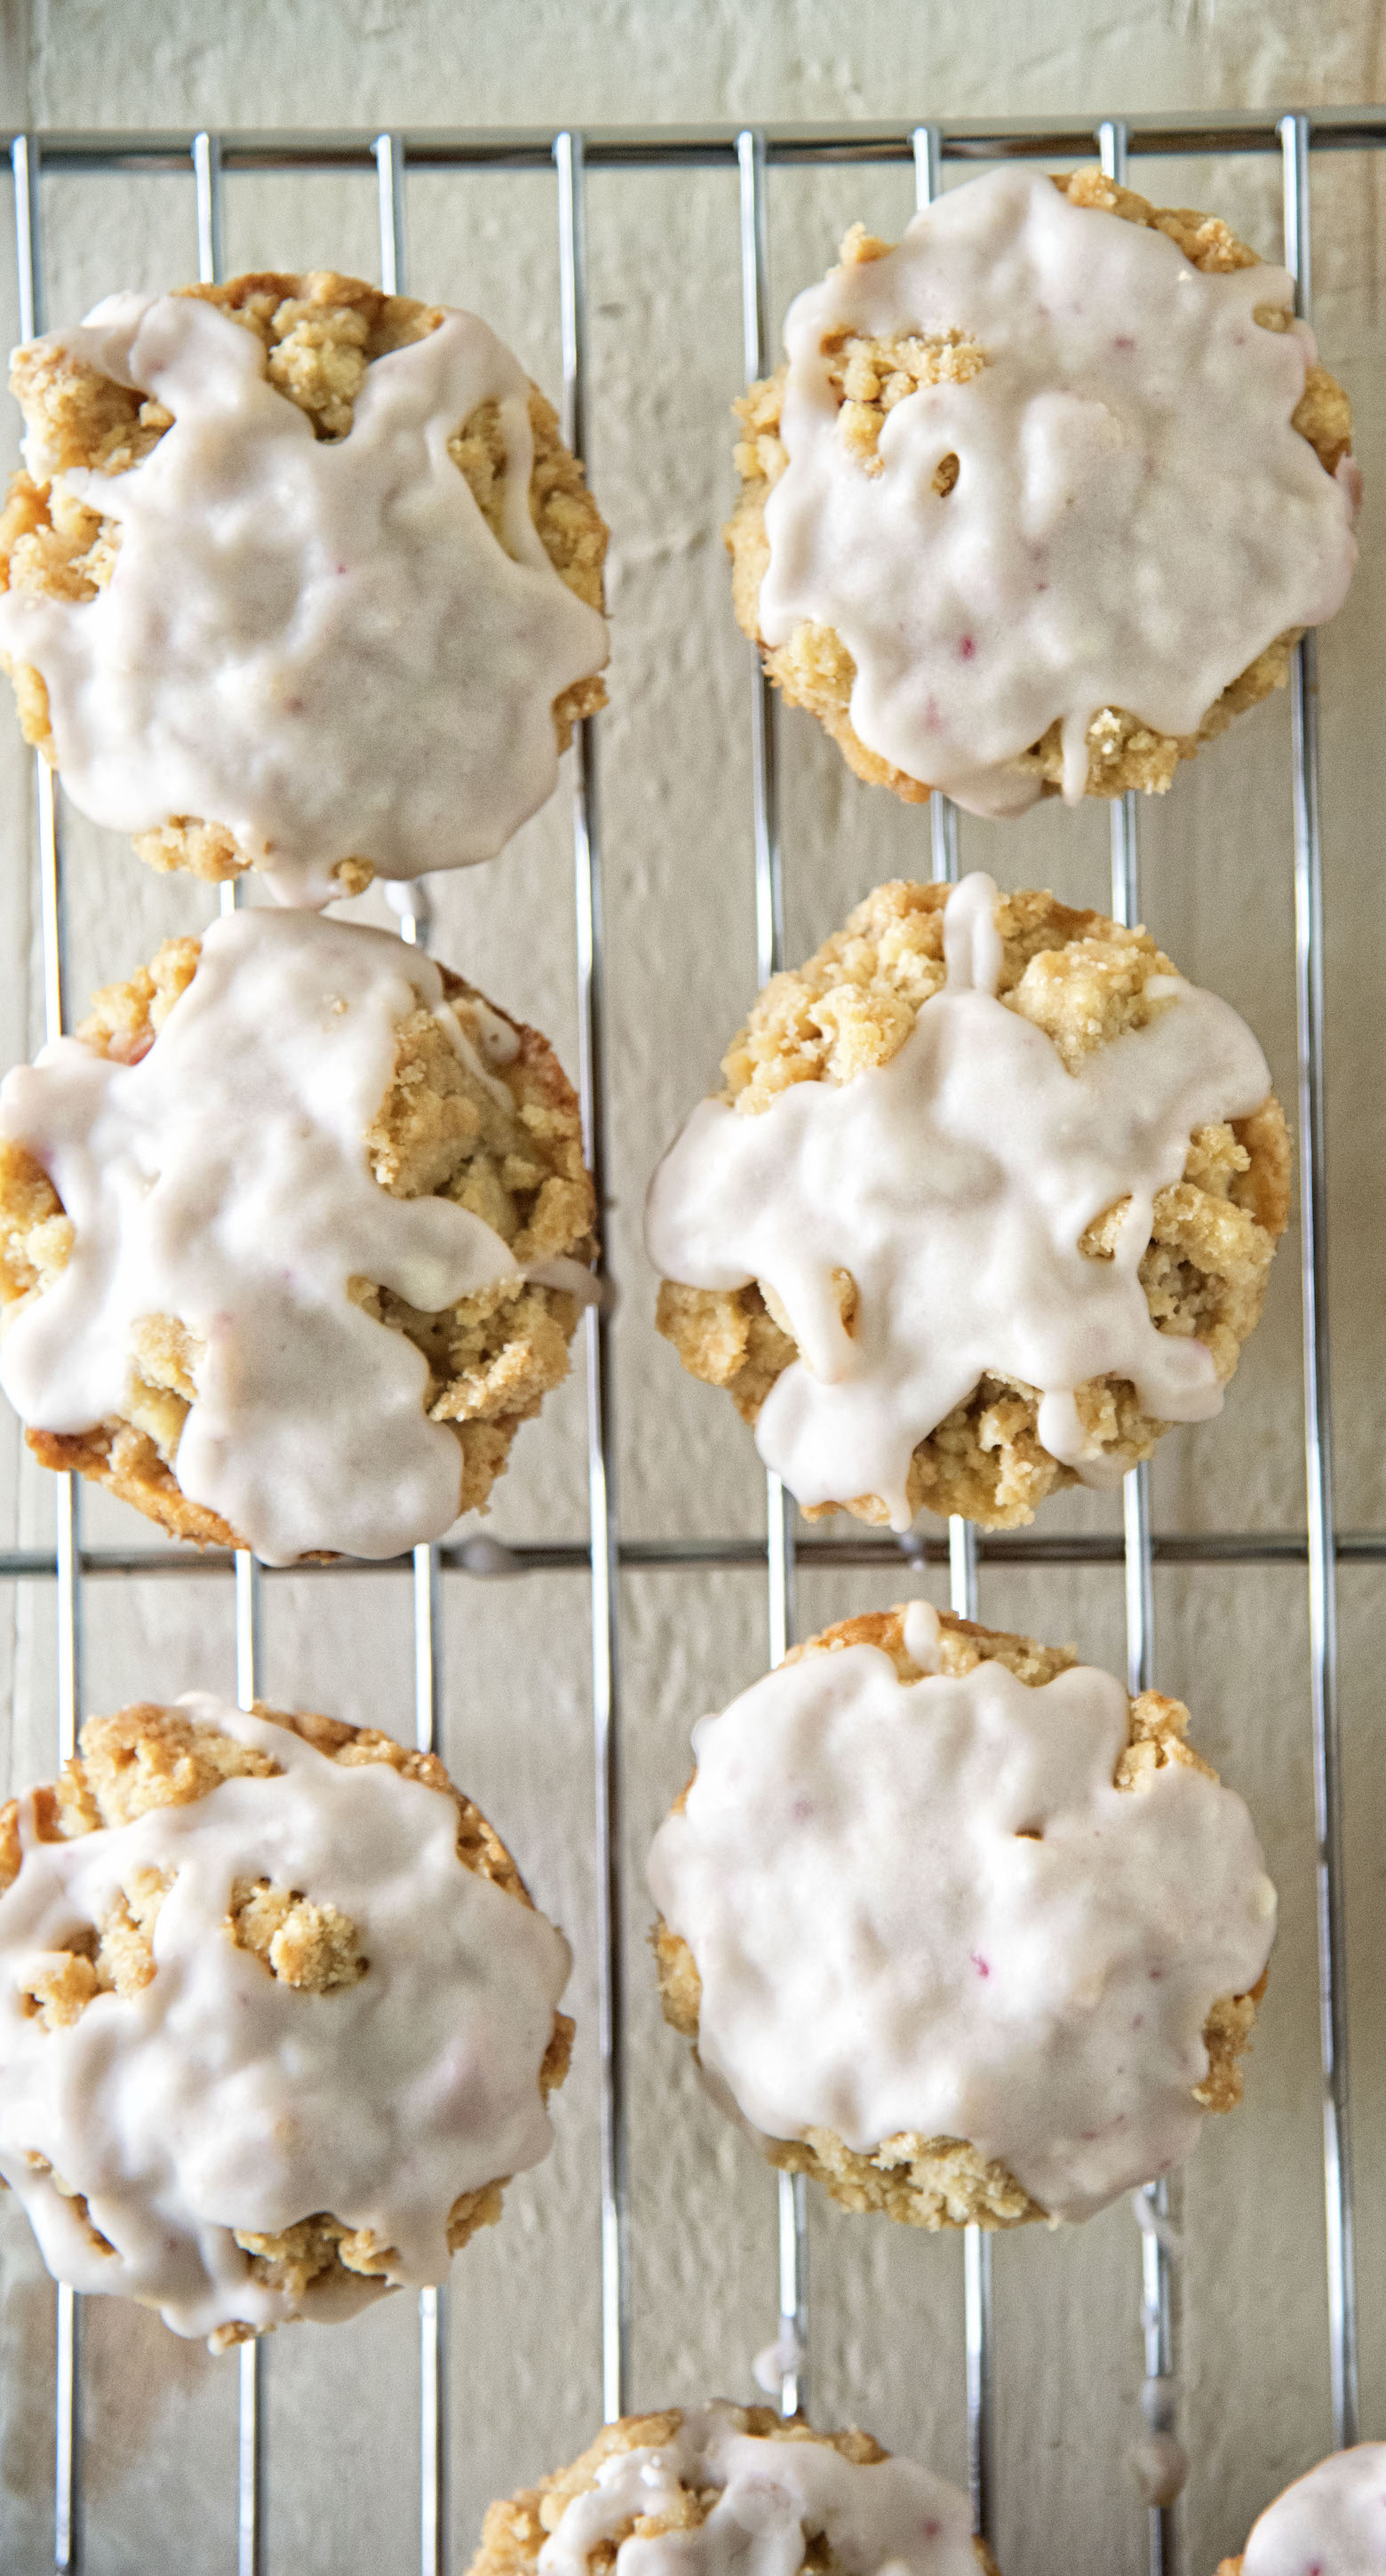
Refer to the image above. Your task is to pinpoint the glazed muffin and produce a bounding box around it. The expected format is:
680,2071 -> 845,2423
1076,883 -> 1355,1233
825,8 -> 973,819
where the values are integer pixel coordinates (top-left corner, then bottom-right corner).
648,872 -> 1289,1531
1216,2444 -> 1386,2572
729,166 -> 1357,817
0,909 -> 596,1562
0,1695 -> 572,2346
649,1601 -> 1275,2229
0,268 -> 609,904
470,2400 -> 998,2576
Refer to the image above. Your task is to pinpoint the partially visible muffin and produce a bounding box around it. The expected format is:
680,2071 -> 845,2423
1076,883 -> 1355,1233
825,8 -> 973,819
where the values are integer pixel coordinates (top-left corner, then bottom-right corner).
650,875 -> 1289,1531
470,2400 -> 998,2576
0,269 -> 610,901
0,1695 -> 573,2346
650,1602 -> 1275,2229
729,166 -> 1356,815
0,910 -> 596,1560
1216,2442 -> 1386,2573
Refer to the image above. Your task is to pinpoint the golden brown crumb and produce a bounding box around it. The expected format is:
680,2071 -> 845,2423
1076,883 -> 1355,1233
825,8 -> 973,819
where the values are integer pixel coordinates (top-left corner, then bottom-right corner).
726,172 -> 1353,807
651,1605 -> 1264,2232
655,880 -> 1289,1529
0,269 -> 609,886
0,1698 -> 574,2325
0,939 -> 596,1551
466,2406 -> 1001,2576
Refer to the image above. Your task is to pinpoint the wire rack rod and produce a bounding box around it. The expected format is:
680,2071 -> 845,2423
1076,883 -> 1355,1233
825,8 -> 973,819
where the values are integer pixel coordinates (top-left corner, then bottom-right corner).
556,127 -> 630,2429
1097,106 -> 1178,2576
910,125 -> 994,2533
1279,110 -> 1358,2452
1095,118 -> 1179,2561
233,1473 -> 267,2576
370,132 -> 452,2572
950,1521 -> 993,2548
10,106 -> 1386,176
192,131 -> 224,291
12,128 -> 85,2576
191,129 -> 274,2576
0,1525 -> 1376,1587
737,120 -> 810,2433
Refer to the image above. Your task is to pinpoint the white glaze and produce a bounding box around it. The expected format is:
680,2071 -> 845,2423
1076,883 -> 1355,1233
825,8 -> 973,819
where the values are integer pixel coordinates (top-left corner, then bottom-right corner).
647,1631 -> 1276,2221
0,908 -> 584,1563
0,1696 -> 570,2341
757,166 -> 1357,816
1242,2446 -> 1386,2573
538,2402 -> 978,2576
0,291 -> 608,903
644,872 -> 1271,1530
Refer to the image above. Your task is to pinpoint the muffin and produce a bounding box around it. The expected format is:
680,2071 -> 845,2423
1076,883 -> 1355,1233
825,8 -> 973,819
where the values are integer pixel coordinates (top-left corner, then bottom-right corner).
648,872 -> 1289,1531
649,1599 -> 1275,2229
0,268 -> 609,905
0,908 -> 596,1562
470,2400 -> 997,2576
729,165 -> 1357,817
1217,2444 -> 1386,2572
0,1694 -> 573,2347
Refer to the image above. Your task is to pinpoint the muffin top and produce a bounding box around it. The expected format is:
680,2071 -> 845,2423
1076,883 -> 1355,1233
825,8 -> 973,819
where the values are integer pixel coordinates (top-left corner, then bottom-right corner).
477,2401 -> 987,2576
0,275 -> 609,903
0,908 -> 594,1562
0,1695 -> 571,2342
648,1599 -> 1276,2222
749,165 -> 1357,816
647,871 -> 1276,1531
1227,2444 -> 1386,2574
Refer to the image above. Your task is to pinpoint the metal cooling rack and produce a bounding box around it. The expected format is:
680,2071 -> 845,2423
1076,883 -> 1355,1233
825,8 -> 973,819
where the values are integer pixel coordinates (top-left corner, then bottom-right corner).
3,102 -> 1380,2576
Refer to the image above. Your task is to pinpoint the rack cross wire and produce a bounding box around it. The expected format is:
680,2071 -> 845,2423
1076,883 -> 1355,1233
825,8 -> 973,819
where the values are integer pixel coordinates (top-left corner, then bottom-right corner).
3,102 -> 1380,2576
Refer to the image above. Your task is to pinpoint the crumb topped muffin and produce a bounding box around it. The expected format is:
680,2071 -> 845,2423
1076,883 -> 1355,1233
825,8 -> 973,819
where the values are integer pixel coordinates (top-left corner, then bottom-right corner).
0,270 -> 610,903
0,911 -> 596,1560
470,2401 -> 999,2576
729,167 -> 1356,816
649,874 -> 1289,1531
0,1695 -> 573,2346
649,1602 -> 1274,2229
